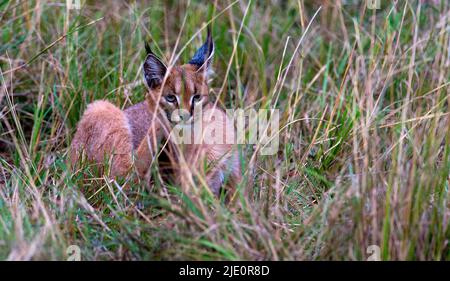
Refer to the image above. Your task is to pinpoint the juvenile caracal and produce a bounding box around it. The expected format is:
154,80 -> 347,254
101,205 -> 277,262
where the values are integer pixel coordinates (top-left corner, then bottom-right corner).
71,28 -> 241,197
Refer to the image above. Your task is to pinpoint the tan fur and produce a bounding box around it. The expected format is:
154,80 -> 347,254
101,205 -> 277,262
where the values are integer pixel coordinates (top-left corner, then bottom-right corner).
182,104 -> 242,196
141,64 -> 242,197
70,100 -> 133,176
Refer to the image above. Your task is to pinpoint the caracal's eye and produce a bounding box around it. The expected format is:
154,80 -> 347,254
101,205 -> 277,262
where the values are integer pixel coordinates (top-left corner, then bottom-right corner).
192,95 -> 201,102
165,94 -> 177,103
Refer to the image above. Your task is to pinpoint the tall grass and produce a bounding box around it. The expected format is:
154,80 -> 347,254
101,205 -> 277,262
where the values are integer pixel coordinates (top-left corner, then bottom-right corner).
0,0 -> 449,260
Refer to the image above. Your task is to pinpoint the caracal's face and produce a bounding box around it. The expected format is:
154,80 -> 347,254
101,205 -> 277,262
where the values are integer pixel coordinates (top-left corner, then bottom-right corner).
156,64 -> 209,124
142,28 -> 214,125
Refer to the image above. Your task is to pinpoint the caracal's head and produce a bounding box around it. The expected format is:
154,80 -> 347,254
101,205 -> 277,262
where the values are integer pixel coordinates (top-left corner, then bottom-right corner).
142,28 -> 214,124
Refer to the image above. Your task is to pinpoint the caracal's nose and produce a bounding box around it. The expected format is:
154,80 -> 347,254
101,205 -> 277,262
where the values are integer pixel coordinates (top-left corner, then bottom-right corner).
171,109 -> 191,123
179,111 -> 191,122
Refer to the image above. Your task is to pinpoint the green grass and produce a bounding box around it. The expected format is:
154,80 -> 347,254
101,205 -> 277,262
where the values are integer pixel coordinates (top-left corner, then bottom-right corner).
0,0 -> 449,260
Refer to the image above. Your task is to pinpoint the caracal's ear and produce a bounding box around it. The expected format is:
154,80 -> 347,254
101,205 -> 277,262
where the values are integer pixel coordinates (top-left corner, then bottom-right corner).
143,43 -> 167,89
188,26 -> 214,77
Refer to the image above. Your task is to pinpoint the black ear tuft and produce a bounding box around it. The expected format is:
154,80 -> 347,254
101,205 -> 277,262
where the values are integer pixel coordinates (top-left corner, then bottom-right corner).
143,45 -> 167,89
145,41 -> 152,55
188,26 -> 214,71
